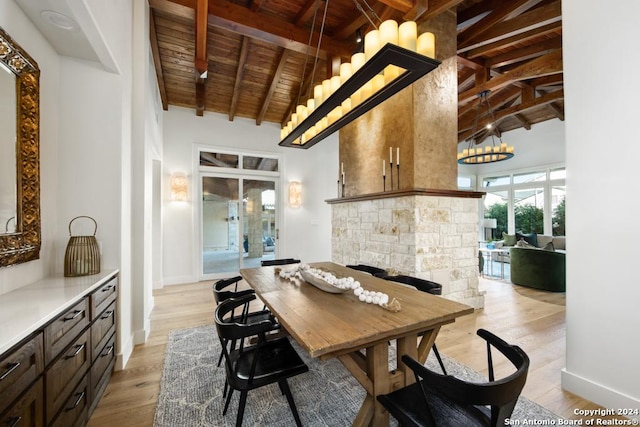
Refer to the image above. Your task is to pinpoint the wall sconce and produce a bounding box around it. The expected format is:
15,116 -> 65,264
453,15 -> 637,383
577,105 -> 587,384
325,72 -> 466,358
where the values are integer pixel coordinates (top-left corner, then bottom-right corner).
170,172 -> 188,202
289,181 -> 302,208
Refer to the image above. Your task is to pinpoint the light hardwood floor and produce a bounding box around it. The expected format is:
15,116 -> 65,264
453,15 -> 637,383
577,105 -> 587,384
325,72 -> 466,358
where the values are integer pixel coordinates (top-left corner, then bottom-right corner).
87,277 -> 618,426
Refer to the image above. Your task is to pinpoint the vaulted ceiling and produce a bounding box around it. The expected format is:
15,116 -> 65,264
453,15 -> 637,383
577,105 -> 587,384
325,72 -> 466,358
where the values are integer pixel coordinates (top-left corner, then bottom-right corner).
149,0 -> 563,146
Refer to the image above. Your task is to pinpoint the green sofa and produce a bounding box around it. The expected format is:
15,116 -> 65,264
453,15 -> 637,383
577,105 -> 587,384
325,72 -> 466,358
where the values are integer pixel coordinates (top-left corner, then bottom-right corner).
510,247 -> 566,292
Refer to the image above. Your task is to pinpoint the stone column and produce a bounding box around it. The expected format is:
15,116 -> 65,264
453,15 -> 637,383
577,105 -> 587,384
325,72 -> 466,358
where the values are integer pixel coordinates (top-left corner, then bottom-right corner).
339,11 -> 458,195
246,188 -> 263,258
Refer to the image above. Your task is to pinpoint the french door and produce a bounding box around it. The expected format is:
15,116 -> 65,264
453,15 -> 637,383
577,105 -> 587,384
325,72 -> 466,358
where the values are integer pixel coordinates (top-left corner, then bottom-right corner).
200,174 -> 278,280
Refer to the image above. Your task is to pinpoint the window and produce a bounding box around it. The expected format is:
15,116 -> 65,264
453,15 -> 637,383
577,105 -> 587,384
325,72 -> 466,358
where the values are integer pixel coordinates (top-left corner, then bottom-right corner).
200,150 -> 279,172
478,166 -> 565,236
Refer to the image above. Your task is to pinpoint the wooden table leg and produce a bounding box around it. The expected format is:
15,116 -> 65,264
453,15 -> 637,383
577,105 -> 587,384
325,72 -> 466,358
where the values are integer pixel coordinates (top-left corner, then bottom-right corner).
366,342 -> 390,426
396,334 -> 418,386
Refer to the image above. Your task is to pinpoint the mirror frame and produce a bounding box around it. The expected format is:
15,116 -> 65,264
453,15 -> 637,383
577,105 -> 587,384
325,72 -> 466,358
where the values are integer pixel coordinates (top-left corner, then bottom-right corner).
0,27 -> 41,268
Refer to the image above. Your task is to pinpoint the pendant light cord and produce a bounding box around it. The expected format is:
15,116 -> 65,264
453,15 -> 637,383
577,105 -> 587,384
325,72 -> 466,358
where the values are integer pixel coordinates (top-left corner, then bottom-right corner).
297,0 -> 330,106
352,0 -> 381,29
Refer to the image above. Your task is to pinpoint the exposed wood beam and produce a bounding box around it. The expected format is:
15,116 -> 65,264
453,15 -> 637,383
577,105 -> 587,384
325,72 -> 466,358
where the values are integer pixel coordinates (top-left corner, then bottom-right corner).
295,0 -> 321,27
514,113 -> 532,130
149,12 -> 169,110
419,0 -> 466,21
403,0 -> 427,22
530,73 -> 564,89
196,81 -> 205,116
161,0 -> 353,58
378,0 -> 413,13
206,0 -> 353,59
548,102 -> 565,121
486,37 -> 562,68
195,0 -> 208,75
257,49 -> 290,125
459,49 -> 563,105
333,3 -> 387,41
457,55 -> 485,70
458,1 -> 561,53
457,0 -> 543,46
229,37 -> 250,121
464,21 -> 560,59
458,90 -> 564,141
150,0 -> 194,19
249,0 -> 265,13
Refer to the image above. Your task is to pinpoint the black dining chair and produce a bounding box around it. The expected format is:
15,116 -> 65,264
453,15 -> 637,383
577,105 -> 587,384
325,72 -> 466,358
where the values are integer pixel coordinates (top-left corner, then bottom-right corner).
377,329 -> 530,427
346,264 -> 388,278
381,275 -> 447,374
212,276 -> 279,367
215,294 -> 309,427
261,258 -> 301,266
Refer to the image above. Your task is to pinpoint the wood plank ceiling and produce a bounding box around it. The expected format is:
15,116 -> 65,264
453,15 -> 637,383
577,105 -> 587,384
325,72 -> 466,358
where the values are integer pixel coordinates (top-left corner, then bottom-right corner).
149,0 -> 563,147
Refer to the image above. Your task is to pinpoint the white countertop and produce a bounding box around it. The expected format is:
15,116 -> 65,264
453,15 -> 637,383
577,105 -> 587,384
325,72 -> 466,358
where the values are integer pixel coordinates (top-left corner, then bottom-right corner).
0,269 -> 119,355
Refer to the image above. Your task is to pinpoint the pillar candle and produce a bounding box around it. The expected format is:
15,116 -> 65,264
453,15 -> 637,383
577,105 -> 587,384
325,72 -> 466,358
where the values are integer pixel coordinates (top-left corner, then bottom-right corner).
339,62 -> 352,83
364,30 -> 380,61
307,98 -> 315,114
379,20 -> 398,47
389,147 -> 392,163
417,32 -> 435,58
399,21 -> 417,52
383,160 -> 386,176
322,79 -> 331,100
351,52 -> 365,73
396,147 -> 399,165
372,74 -> 385,93
314,84 -> 323,107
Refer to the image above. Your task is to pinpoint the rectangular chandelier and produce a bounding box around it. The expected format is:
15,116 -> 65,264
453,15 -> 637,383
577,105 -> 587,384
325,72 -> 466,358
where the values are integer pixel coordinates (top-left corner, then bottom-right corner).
279,43 -> 441,149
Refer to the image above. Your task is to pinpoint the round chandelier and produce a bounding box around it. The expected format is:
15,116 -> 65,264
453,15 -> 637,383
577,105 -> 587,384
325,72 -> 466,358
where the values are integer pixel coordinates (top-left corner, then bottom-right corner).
457,90 -> 515,164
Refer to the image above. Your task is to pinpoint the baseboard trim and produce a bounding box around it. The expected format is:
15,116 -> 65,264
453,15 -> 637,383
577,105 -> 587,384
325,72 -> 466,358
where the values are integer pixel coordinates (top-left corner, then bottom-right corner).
561,368 -> 640,409
115,333 -> 134,371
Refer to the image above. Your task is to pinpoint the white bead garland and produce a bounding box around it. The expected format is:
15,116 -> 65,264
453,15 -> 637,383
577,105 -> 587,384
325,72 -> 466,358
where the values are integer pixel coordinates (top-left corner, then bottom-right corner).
281,264 -> 396,309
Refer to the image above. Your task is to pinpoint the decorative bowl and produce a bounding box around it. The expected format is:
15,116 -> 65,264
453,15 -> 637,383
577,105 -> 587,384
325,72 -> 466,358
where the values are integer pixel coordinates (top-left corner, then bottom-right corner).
299,270 -> 351,294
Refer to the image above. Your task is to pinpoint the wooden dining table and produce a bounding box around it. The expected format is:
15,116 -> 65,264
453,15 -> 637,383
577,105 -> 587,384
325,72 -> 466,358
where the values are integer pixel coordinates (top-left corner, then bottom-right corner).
239,262 -> 474,427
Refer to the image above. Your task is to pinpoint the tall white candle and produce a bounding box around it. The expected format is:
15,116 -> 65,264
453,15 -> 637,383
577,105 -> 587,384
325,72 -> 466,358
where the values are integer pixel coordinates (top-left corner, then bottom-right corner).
341,162 -> 344,174
417,32 -> 435,58
389,147 -> 392,163
399,21 -> 417,52
396,147 -> 399,165
383,160 -> 386,176
379,20 -> 398,47
364,30 -> 380,61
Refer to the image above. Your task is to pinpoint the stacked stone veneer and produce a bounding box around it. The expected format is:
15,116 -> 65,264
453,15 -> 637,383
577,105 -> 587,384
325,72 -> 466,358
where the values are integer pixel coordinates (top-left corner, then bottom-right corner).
331,194 -> 484,308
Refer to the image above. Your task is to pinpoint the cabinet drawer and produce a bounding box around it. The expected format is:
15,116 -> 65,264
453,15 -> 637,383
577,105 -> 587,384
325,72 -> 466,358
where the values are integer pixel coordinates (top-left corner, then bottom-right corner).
49,375 -> 88,427
0,377 -> 44,427
89,333 -> 115,416
91,277 -> 117,320
45,329 -> 90,424
44,299 -> 90,365
91,301 -> 116,363
0,334 -> 43,415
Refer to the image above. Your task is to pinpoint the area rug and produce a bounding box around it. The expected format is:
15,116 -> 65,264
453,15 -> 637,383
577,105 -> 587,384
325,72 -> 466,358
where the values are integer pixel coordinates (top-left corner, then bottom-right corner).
153,324 -> 561,427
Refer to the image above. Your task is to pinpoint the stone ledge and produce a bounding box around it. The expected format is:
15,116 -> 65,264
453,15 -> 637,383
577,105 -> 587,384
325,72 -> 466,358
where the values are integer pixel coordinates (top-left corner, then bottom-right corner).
326,188 -> 485,204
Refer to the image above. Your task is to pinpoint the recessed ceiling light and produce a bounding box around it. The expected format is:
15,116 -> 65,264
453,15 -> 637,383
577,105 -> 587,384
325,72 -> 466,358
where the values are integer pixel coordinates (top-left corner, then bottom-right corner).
40,10 -> 79,32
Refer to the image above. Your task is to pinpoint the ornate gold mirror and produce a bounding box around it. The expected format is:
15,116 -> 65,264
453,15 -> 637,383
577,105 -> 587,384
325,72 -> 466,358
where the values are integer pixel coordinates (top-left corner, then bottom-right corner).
0,26 -> 40,268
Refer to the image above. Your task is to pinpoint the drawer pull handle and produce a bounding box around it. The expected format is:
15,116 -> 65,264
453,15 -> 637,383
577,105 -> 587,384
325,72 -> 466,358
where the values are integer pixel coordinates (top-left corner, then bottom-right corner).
65,391 -> 86,412
101,285 -> 115,292
63,310 -> 83,321
101,310 -> 114,319
0,362 -> 20,381
101,345 -> 114,357
65,343 -> 86,359
7,416 -> 22,427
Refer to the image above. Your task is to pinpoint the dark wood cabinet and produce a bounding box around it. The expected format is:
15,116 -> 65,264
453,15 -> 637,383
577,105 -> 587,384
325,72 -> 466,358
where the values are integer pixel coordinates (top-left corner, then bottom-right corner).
0,378 -> 44,427
0,272 -> 118,427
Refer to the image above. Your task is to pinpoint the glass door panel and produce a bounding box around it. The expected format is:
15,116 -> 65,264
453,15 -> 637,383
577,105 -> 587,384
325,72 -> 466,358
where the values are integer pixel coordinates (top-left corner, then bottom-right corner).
242,179 -> 276,268
201,175 -> 278,278
202,176 -> 240,276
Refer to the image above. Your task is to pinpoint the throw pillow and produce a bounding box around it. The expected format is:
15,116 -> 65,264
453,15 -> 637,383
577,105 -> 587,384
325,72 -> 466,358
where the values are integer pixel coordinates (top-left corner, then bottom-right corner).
542,241 -> 555,251
516,232 -> 538,247
516,239 -> 535,248
502,232 -> 517,246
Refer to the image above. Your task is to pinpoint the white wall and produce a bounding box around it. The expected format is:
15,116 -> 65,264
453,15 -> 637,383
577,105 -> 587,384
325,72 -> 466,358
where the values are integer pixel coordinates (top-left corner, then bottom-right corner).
457,118 -> 566,178
0,1 -> 59,293
162,107 -> 337,285
562,0 -> 640,408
